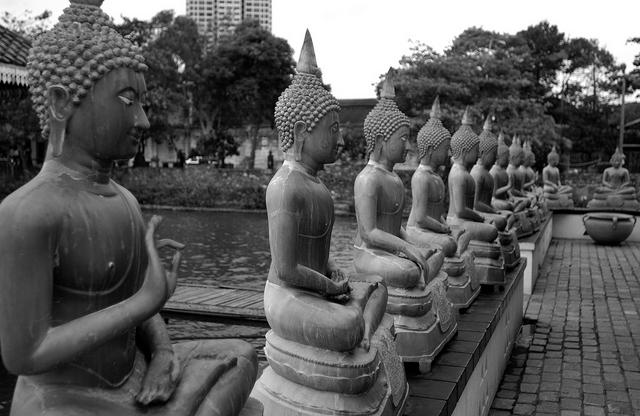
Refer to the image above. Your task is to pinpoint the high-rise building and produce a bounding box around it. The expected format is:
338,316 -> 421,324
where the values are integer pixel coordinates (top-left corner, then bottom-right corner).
186,0 -> 272,43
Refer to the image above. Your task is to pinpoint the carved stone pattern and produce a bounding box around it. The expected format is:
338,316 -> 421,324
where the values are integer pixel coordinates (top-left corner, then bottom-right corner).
373,331 -> 405,407
432,279 -> 453,332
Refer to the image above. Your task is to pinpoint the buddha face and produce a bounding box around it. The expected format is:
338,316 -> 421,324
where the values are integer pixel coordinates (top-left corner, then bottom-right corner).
463,143 -> 479,168
548,154 -> 559,167
303,110 -> 342,165
384,125 -> 409,164
66,67 -> 149,161
611,157 -> 623,168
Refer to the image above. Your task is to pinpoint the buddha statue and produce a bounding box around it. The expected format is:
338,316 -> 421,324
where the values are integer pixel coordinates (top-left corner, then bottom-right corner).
406,96 -> 480,309
251,33 -> 408,414
0,1 -> 260,415
353,71 -> 456,373
587,147 -> 640,210
521,140 -> 538,193
447,107 -> 506,285
543,146 -> 574,209
470,115 -> 521,270
507,136 -> 541,233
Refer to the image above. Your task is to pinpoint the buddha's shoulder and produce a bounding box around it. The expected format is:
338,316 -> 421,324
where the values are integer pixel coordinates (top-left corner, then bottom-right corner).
0,175 -> 66,231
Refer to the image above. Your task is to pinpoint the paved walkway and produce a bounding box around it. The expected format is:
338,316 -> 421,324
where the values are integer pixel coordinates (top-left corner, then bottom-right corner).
490,239 -> 640,416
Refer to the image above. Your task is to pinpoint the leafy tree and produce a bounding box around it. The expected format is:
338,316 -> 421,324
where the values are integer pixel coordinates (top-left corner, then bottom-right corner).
1,10 -> 53,40
197,20 -> 295,168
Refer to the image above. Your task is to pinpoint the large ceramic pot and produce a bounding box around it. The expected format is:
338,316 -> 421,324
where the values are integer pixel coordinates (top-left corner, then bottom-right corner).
583,213 -> 636,245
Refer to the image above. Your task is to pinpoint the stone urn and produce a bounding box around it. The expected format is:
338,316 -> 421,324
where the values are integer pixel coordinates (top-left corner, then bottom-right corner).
583,213 -> 636,245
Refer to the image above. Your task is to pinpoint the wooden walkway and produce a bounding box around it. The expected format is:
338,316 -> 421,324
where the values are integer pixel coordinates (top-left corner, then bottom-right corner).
162,284 -> 268,327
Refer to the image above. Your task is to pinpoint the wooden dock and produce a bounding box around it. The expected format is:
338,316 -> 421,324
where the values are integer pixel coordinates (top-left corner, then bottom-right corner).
162,283 -> 268,327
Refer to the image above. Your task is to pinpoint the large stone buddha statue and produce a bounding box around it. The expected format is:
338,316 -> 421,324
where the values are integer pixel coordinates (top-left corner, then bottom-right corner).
470,116 -> 521,269
251,34 -> 408,415
587,147 -> 640,210
447,108 -> 506,285
406,96 -> 480,309
543,146 -> 574,209
0,1 -> 259,415
353,71 -> 456,373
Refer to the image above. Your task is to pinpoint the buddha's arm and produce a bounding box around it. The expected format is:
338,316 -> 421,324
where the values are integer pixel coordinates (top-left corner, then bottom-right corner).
542,169 -> 557,189
411,175 -> 448,233
269,210 -> 345,295
523,175 -> 536,189
450,176 -> 484,222
476,199 -> 497,214
475,177 -> 497,213
622,170 -> 631,187
602,170 -> 614,188
0,215 -> 174,375
494,174 -> 511,196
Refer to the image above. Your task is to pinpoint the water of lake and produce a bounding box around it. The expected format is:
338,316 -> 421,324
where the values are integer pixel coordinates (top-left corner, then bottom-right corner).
145,209 -> 359,289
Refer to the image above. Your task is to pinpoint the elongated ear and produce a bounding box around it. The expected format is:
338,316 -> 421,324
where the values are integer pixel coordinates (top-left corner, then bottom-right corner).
47,85 -> 74,157
293,121 -> 308,162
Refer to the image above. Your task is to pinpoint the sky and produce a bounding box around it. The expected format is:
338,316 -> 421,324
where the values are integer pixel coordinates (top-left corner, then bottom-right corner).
3,0 -> 640,98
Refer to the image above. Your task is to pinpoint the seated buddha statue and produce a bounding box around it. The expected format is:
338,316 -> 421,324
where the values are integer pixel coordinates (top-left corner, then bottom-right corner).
251,34 -> 408,414
543,146 -> 574,209
447,108 -> 506,285
353,71 -> 456,373
470,116 -> 521,269
587,147 -> 640,210
507,136 -> 541,232
520,140 -> 538,193
0,2 -> 259,415
406,96 -> 480,309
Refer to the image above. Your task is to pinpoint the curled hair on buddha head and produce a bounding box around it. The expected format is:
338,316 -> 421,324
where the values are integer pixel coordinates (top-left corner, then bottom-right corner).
478,113 -> 498,156
450,106 -> 480,159
610,146 -> 625,164
274,30 -> 341,153
363,68 -> 410,155
509,135 -> 524,163
27,0 -> 148,139
497,132 -> 509,160
417,96 -> 451,160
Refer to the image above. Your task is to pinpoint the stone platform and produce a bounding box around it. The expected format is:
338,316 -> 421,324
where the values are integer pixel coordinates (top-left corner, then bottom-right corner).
405,259 -> 525,416
490,239 -> 640,415
518,215 -> 553,296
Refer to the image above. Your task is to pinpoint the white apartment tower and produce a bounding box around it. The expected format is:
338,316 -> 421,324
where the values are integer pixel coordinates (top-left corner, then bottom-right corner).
186,0 -> 272,43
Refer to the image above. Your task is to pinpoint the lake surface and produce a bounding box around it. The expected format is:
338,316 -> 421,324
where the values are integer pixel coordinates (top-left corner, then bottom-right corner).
145,209 -> 359,289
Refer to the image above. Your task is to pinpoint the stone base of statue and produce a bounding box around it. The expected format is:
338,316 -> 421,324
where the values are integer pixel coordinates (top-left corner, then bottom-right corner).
251,314 -> 408,416
545,193 -> 574,209
587,195 -> 640,210
442,253 -> 480,309
467,240 -> 506,285
389,272 -> 458,373
498,230 -> 520,270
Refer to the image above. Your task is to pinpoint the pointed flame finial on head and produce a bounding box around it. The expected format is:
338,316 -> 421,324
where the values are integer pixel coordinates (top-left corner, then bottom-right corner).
483,113 -> 493,131
380,67 -> 396,99
430,95 -> 441,119
461,106 -> 473,125
498,131 -> 506,145
297,29 -> 320,76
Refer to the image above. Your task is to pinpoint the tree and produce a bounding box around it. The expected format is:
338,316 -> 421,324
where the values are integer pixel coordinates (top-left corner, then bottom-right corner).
196,20 -> 295,169
1,9 -> 53,41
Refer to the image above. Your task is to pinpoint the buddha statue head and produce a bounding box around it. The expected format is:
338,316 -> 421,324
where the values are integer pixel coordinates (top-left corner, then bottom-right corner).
547,145 -> 560,167
610,147 -> 625,169
363,68 -> 410,164
509,135 -> 525,167
523,140 -> 535,168
417,96 -> 451,168
27,0 -> 149,160
478,114 -> 498,169
274,30 -> 341,167
496,132 -> 509,168
451,106 -> 479,169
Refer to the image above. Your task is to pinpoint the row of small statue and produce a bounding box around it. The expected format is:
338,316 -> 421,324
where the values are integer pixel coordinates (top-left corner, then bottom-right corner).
0,1 -> 629,414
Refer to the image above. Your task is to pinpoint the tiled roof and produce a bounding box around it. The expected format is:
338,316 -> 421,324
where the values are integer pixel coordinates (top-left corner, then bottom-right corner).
0,25 -> 30,67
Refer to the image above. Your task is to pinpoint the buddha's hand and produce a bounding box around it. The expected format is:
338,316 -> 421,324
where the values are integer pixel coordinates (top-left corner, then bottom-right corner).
403,244 -> 431,274
136,347 -> 180,406
326,269 -> 350,296
143,216 -> 185,304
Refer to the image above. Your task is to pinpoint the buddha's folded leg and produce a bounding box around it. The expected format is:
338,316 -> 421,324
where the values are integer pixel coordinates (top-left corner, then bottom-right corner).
406,227 -> 457,258
615,187 -> 636,195
558,186 -> 573,194
480,213 -> 506,231
460,220 -> 498,243
496,211 -> 516,229
354,246 -> 422,289
349,273 -> 388,350
264,281 -> 365,352
492,198 -> 514,211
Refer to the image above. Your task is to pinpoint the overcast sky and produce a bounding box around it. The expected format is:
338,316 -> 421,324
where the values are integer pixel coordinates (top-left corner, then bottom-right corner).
3,0 -> 640,98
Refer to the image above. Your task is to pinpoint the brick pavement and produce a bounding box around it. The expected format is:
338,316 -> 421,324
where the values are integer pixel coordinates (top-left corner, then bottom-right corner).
490,239 -> 640,416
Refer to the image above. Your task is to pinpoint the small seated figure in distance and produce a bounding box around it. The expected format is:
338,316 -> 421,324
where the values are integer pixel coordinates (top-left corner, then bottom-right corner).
543,145 -> 574,209
587,147 -> 639,209
0,2 -> 259,415
490,133 -> 529,213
